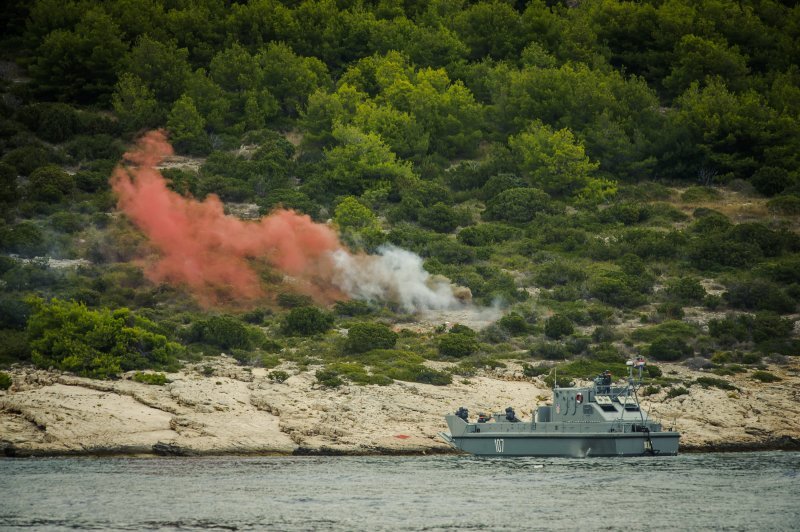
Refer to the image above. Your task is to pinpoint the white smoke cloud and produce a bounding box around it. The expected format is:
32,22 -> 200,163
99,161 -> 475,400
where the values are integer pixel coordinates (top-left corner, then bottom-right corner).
330,245 -> 464,313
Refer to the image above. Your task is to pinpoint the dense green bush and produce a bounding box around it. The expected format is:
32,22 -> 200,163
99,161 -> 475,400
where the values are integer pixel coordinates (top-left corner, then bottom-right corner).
681,186 -> 721,203
664,277 -> 706,304
544,314 -> 574,339
277,293 -> 314,309
27,298 -> 183,379
723,279 -> 795,313
438,333 -> 478,358
497,312 -> 531,335
346,322 -> 398,353
483,188 -> 558,223
751,167 -> 793,197
751,370 -> 781,383
588,272 -> 646,308
132,372 -> 170,385
191,315 -> 261,350
457,223 -> 521,247
709,312 -> 794,345
695,376 -> 737,391
631,321 -> 698,342
767,195 -> 800,215
282,306 -> 334,336
16,103 -> 79,143
647,336 -> 693,361
0,221 -> 48,257
315,368 -> 344,388
268,370 -> 290,383
532,341 -> 569,360
0,371 -> 11,390
333,300 -> 374,317
418,203 -> 460,233
534,261 -> 587,288
0,295 -> 32,329
26,165 -> 75,203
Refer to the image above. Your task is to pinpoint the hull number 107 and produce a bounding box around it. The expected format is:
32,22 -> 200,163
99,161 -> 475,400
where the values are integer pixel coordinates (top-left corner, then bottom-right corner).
494,439 -> 504,453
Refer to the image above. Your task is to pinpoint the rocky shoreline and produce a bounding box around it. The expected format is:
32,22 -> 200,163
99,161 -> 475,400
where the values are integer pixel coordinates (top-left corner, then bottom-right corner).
2,357 -> 799,458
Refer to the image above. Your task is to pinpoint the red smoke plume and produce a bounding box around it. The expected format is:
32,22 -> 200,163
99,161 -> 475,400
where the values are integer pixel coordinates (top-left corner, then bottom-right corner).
110,130 -> 344,307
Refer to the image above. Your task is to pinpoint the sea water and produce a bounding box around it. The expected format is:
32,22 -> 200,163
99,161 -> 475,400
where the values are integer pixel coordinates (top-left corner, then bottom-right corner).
1,452 -> 798,531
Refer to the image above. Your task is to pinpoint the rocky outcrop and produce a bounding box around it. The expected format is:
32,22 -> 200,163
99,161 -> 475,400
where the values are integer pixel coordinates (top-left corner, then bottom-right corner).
1,357 -> 798,456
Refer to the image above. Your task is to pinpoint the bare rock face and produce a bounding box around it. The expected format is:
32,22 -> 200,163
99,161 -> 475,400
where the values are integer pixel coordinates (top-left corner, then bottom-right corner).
1,358 -> 799,456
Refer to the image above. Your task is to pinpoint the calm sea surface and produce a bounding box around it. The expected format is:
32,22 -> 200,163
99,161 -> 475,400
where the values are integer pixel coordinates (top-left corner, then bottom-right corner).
1,452 -> 798,531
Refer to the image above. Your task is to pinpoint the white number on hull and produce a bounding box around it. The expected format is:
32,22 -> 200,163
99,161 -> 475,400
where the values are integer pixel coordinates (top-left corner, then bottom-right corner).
494,439 -> 504,453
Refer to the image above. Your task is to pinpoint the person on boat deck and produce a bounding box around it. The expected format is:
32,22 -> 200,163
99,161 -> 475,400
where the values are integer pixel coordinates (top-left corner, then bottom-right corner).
596,370 -> 612,393
505,407 -> 520,422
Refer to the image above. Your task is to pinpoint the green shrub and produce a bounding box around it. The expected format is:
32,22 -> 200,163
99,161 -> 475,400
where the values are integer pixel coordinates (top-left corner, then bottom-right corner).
402,367 -> 451,385
708,312 -> 794,343
681,186 -> 721,203
758,257 -> 800,284
346,322 -> 398,353
438,333 -> 478,357
361,349 -> 452,385
484,187 -> 558,223
242,308 -> 268,324
664,277 -> 706,304
457,223 -> 521,246
26,165 -> 75,203
449,324 -> 476,336
0,371 -> 11,390
751,167 -> 793,196
642,385 -> 661,396
132,372 -> 170,385
27,298 -> 183,379
533,341 -> 569,360
426,239 -> 476,264
522,363 -> 549,377
751,370 -> 781,383
688,237 -> 762,270
498,312 -> 530,335
534,261 -> 587,287
49,212 -> 85,234
657,302 -> 685,320
315,368 -> 344,388
724,279 -> 795,313
647,336 -> 693,361
0,330 -> 31,365
16,102 -> 78,143
268,370 -> 289,383
695,376 -> 737,391
631,321 -> 698,342
767,195 -> 800,215
2,145 -> 60,176
282,306 -> 334,336
587,344 -> 624,363
600,202 -> 650,225
190,315 -> 253,350
277,292 -> 314,309
618,229 -> 686,260
418,202 -> 460,233
0,221 -> 48,257
666,386 -> 689,398
0,296 -> 32,329
589,272 -> 646,308
544,314 -> 574,339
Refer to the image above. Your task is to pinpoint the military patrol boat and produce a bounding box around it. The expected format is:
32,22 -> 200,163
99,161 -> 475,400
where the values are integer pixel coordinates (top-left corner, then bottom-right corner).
441,358 -> 680,457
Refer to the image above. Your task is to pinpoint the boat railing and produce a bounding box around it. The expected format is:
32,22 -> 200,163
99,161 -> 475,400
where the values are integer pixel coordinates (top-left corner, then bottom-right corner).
591,384 -> 631,400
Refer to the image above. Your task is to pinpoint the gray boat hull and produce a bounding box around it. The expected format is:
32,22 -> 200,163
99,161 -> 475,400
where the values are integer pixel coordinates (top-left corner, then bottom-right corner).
443,431 -> 680,457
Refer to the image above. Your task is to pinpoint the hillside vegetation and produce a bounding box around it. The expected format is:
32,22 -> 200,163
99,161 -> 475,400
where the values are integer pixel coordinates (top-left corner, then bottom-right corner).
0,0 -> 798,394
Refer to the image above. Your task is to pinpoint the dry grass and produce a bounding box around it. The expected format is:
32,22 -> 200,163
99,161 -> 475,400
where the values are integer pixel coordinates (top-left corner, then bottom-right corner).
667,187 -> 799,229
